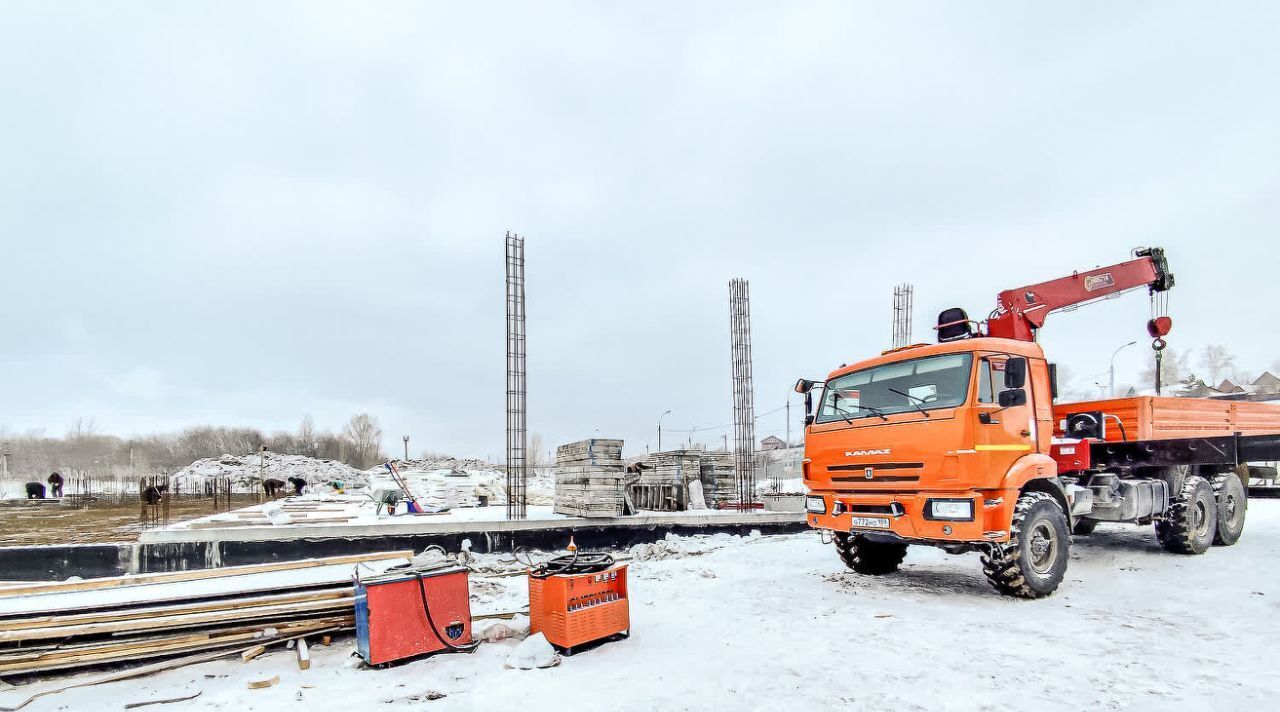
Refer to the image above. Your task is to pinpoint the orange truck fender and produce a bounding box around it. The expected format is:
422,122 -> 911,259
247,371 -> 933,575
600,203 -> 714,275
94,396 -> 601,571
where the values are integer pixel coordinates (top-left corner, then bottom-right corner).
987,453 -> 1072,529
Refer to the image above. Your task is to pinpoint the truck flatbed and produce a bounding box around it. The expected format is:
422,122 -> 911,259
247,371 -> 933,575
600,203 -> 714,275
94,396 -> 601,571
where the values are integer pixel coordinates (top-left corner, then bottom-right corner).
1053,396 -> 1280,442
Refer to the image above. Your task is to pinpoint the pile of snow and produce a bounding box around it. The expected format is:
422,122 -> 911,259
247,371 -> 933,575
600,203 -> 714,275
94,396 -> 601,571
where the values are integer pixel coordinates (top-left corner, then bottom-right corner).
170,452 -> 369,493
505,632 -> 560,669
629,532 -> 758,561
367,459 -> 555,508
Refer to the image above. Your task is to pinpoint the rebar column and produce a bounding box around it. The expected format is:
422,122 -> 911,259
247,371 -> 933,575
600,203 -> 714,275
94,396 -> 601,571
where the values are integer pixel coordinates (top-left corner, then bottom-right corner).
504,232 -> 528,519
729,278 -> 757,506
892,283 -> 914,349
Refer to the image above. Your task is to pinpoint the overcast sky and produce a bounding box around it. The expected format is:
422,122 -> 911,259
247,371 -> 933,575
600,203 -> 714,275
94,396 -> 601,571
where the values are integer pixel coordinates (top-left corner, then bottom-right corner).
2,1 -> 1278,460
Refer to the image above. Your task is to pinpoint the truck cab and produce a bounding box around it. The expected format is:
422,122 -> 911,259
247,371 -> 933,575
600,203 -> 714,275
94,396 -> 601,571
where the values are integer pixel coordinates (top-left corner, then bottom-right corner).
802,337 -> 1058,549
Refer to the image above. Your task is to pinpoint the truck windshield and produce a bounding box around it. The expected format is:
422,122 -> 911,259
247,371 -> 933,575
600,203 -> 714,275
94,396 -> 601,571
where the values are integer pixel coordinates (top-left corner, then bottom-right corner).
816,353 -> 973,424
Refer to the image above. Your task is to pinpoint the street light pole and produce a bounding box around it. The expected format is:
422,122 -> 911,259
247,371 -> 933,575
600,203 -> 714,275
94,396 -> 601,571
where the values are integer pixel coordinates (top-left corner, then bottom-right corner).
1110,341 -> 1137,396
657,410 -> 671,453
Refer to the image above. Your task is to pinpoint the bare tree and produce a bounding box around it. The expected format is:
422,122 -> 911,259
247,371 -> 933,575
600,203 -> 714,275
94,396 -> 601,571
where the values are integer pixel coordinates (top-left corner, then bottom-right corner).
67,417 -> 99,439
1051,365 -> 1093,402
297,415 -> 319,457
528,432 -> 544,468
342,413 -> 384,469
1198,344 -> 1237,386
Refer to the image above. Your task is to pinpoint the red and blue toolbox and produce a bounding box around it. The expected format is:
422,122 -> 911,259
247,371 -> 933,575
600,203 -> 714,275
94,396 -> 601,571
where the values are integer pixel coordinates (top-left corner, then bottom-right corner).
529,552 -> 629,655
355,559 -> 475,666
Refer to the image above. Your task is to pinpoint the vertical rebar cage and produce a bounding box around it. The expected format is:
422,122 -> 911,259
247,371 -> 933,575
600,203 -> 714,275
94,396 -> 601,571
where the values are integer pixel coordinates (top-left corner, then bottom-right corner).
505,232 -> 528,519
892,283 -> 914,349
729,278 -> 756,506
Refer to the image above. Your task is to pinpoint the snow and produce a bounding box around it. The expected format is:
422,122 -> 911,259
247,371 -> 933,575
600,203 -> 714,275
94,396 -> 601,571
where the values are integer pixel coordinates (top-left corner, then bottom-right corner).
7,499 -> 1280,711
170,452 -> 369,492
163,500 -> 771,533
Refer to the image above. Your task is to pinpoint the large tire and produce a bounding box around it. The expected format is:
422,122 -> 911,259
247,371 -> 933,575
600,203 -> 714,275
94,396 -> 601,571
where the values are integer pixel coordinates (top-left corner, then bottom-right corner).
833,533 -> 907,575
1155,475 -> 1216,554
1211,471 -> 1247,546
981,491 -> 1070,599
1072,519 -> 1100,535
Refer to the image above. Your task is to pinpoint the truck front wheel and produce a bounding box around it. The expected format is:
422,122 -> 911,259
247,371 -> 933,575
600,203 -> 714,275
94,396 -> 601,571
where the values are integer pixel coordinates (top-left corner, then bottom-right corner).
833,533 -> 907,575
981,491 -> 1070,599
1155,475 -> 1216,554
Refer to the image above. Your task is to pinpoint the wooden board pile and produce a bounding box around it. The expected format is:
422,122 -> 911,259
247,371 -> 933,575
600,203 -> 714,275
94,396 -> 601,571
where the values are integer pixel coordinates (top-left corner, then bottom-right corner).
0,550 -> 411,676
554,439 -> 625,518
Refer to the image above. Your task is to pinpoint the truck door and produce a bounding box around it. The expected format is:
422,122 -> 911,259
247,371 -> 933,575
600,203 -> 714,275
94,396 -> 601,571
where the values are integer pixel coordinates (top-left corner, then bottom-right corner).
973,354 -> 1035,479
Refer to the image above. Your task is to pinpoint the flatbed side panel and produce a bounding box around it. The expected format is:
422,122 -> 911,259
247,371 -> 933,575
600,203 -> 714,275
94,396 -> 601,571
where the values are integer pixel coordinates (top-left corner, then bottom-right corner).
1149,398 -> 1233,440
1090,432 -> 1280,469
1231,401 -> 1280,435
1055,397 -> 1280,442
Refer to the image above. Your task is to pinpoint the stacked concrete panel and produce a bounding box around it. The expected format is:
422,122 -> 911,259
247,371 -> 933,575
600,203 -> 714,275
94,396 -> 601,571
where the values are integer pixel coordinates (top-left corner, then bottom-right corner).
554,439 -> 625,518
699,451 -> 736,505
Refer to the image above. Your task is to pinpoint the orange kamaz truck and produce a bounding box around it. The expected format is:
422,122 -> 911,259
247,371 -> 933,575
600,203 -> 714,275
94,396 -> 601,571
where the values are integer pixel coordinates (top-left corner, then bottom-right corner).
796,247 -> 1280,598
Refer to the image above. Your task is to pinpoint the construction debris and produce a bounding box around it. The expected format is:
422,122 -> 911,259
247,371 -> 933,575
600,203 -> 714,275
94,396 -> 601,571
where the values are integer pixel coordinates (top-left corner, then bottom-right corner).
247,675 -> 280,690
0,551 -> 411,676
553,439 -> 626,518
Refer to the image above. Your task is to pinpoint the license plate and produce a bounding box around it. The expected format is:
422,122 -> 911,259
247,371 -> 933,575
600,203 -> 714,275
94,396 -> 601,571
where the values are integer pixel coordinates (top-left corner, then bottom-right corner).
850,516 -> 890,530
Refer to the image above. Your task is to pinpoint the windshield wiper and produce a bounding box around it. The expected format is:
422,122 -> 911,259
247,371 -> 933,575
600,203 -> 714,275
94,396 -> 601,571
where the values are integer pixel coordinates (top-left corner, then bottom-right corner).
888,388 -> 931,418
833,403 -> 889,422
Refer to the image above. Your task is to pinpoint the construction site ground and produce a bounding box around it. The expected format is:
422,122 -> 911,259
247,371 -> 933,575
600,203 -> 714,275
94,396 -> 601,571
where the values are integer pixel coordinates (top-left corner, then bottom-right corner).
6,499 -> 1276,711
0,496 -> 262,547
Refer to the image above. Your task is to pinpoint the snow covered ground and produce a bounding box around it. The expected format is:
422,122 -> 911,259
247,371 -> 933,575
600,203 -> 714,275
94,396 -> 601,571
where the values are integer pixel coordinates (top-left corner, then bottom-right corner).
9,500 -> 1280,711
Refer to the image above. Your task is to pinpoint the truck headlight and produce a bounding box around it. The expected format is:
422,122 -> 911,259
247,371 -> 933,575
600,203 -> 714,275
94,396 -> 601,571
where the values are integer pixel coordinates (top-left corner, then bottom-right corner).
805,495 -> 827,514
926,499 -> 974,521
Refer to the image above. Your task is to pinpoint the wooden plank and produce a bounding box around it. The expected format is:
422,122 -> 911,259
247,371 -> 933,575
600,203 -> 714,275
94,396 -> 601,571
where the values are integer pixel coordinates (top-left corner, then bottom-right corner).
0,559 -> 405,617
0,617 -> 350,664
0,628 -> 338,712
247,675 -> 279,690
0,621 -> 349,674
295,638 -> 310,670
0,551 -> 412,598
0,596 -> 354,642
0,587 -> 349,633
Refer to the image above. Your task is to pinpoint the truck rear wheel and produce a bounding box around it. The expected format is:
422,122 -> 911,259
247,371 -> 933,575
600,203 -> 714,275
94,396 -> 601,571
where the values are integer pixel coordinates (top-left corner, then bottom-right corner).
1155,475 -> 1216,554
833,533 -> 907,575
1211,471 -> 1247,546
981,491 -> 1070,599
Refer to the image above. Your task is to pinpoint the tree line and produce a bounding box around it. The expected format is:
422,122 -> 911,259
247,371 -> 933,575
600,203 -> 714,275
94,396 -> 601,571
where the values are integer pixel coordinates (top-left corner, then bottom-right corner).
0,414 -> 386,481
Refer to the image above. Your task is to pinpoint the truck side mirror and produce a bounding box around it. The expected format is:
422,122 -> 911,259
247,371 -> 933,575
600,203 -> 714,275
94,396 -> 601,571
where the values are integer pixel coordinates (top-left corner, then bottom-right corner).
998,388 -> 1027,408
1004,357 -> 1027,389
794,379 -> 814,394
1048,363 -> 1059,400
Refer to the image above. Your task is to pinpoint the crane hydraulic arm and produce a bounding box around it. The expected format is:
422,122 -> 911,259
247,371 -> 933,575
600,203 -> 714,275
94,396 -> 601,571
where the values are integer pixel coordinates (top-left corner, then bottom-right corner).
985,247 -> 1174,341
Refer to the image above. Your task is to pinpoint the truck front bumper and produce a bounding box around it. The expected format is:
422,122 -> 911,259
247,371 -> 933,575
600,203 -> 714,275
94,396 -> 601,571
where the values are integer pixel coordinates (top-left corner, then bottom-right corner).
806,490 -> 1015,543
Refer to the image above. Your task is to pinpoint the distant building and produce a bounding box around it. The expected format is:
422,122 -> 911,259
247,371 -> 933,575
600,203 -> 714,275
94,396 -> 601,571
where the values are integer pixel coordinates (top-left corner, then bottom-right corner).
760,435 -> 788,451
1252,371 -> 1280,395
1216,379 -> 1246,394
1170,371 -> 1280,403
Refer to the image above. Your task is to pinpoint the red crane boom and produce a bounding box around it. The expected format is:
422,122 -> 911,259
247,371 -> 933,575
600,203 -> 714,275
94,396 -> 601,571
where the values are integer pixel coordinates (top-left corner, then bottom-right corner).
985,247 -> 1174,341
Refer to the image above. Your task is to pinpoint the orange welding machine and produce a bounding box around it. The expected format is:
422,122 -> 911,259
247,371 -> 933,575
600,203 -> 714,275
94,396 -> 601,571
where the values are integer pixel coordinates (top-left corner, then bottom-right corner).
355,559 -> 475,666
529,552 -> 629,654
